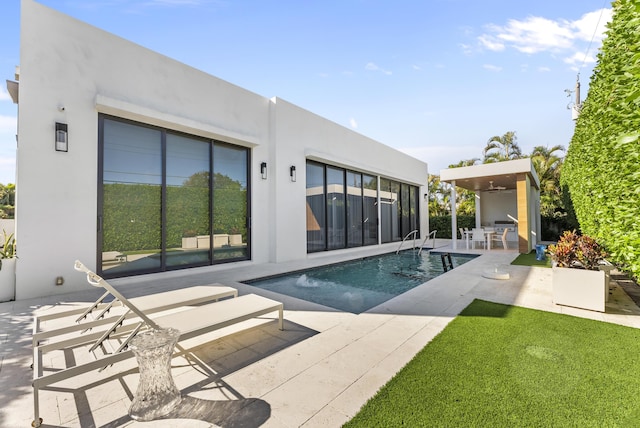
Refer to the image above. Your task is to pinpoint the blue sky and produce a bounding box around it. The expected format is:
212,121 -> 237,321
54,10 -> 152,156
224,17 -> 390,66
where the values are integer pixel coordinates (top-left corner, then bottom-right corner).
0,0 -> 612,185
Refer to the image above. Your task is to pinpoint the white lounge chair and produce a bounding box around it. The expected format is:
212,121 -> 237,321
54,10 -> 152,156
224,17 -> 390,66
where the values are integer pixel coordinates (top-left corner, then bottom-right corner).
33,284 -> 238,348
31,260 -> 284,427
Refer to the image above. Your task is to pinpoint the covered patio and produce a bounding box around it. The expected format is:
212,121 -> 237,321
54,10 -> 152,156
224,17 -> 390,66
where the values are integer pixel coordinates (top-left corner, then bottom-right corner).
439,158 -> 541,253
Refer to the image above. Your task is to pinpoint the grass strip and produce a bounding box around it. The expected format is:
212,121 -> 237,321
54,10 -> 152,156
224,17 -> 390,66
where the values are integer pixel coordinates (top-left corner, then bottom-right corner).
345,299 -> 640,427
511,250 -> 551,268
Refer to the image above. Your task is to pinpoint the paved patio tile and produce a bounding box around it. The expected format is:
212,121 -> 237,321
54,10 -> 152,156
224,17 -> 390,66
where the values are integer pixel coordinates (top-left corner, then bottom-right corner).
3,242 -> 640,427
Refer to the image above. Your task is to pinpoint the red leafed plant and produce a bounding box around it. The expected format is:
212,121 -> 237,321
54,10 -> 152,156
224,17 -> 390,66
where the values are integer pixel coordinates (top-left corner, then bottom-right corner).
547,230 -> 607,270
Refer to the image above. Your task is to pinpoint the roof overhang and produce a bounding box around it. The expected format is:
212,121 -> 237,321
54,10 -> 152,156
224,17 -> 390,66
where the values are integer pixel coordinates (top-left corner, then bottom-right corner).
6,80 -> 18,104
439,158 -> 539,192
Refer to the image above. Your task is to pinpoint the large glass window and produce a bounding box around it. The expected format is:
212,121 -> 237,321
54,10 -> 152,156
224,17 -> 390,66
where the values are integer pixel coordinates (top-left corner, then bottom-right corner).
99,116 -> 250,277
380,178 -> 419,243
346,171 -> 363,247
306,162 -> 326,252
400,183 -> 411,236
327,166 -> 346,250
102,119 -> 162,273
305,161 -> 418,252
380,178 -> 397,243
363,174 -> 378,245
213,144 -> 248,260
166,133 -> 210,267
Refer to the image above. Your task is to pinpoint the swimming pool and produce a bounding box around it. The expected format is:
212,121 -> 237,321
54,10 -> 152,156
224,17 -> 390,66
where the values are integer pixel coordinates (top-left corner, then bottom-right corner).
246,251 -> 477,314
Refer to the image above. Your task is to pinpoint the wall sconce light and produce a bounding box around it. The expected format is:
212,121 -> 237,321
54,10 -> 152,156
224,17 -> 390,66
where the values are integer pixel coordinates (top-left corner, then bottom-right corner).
290,165 -> 297,182
55,122 -> 68,152
424,193 -> 428,201
260,162 -> 267,180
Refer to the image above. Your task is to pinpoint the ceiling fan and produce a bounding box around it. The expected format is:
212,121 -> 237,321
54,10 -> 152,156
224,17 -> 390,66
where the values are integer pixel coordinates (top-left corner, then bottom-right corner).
487,180 -> 506,191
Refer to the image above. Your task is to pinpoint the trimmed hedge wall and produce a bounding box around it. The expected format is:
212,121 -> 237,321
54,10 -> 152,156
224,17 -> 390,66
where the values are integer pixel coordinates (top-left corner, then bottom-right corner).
429,215 -> 476,239
562,0 -> 640,278
103,178 -> 247,252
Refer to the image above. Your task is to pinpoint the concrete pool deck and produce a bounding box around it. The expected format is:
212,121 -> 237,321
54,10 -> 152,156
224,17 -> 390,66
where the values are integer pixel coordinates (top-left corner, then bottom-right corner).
2,239 -> 640,427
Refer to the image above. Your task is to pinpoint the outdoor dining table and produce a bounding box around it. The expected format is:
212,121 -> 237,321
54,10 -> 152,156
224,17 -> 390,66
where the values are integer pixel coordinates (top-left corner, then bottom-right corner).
463,229 -> 496,250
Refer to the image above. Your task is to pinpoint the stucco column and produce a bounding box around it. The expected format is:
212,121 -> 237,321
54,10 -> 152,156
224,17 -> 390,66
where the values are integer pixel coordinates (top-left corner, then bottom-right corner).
450,180 -> 457,249
516,173 -> 531,253
475,191 -> 481,228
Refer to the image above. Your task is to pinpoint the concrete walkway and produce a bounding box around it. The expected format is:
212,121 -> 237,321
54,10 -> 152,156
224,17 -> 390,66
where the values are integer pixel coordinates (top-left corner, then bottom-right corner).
2,240 -> 640,427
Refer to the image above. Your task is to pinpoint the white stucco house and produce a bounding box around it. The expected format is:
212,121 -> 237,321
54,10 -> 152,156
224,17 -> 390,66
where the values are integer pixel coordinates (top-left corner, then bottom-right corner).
5,0 -> 429,300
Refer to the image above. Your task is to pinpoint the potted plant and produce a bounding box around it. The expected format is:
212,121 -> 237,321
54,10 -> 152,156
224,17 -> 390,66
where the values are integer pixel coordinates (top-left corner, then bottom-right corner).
547,230 -> 608,312
181,229 -> 197,249
0,229 -> 16,302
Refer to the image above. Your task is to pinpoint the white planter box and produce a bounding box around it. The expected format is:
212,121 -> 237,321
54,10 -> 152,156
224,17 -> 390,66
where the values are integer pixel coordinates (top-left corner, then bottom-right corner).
0,258 -> 16,302
552,267 -> 606,312
181,237 -> 197,249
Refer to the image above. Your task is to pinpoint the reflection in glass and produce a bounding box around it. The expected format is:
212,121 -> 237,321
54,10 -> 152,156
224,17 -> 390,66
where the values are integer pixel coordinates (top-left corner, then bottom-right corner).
166,134 -> 210,267
102,119 -> 162,273
100,117 -> 250,277
306,162 -> 326,252
346,171 -> 363,247
327,166 -> 346,250
410,186 -> 419,234
363,174 -> 378,245
380,178 -> 395,243
213,144 -> 248,260
401,183 -> 411,237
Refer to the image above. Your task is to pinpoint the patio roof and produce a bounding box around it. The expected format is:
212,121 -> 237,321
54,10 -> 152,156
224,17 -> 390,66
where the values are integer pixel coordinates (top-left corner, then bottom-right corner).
439,158 -> 539,191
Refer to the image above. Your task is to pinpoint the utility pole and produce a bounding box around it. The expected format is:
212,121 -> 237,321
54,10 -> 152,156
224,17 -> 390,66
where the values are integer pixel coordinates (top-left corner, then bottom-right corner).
571,75 -> 581,120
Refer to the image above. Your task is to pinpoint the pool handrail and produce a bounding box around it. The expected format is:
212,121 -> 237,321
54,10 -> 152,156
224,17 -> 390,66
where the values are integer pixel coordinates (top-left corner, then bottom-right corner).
417,230 -> 437,255
396,230 -> 419,254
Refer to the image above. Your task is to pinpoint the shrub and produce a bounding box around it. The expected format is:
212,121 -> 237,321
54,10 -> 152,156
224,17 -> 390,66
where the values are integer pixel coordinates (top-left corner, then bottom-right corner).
547,230 -> 607,270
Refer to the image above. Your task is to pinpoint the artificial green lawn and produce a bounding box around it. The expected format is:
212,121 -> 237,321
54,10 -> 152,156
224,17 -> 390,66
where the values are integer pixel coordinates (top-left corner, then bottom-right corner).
510,250 -> 552,268
344,300 -> 640,427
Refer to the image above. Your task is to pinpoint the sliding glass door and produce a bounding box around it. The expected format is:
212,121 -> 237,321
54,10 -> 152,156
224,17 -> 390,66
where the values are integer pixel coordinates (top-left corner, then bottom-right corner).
99,115 -> 250,277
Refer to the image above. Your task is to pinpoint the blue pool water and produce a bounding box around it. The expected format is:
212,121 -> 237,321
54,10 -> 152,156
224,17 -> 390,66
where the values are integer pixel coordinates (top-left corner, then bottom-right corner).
247,251 -> 477,314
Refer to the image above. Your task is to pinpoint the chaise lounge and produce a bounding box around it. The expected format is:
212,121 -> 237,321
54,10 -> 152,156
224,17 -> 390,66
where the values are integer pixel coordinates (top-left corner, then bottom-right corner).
31,260 -> 284,427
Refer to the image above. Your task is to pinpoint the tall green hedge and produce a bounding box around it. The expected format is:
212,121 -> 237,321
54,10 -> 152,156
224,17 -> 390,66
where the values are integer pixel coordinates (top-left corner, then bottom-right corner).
562,0 -> 640,278
103,175 -> 247,252
429,215 -> 476,239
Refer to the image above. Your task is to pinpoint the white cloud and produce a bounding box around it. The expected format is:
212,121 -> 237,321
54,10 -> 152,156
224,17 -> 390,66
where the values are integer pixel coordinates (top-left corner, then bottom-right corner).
412,64 -> 422,71
0,115 -> 17,134
538,66 -> 551,72
477,35 -> 504,52
478,8 -> 612,62
482,17 -> 574,54
365,62 -> 392,75
483,64 -> 502,72
349,118 -> 358,129
571,8 -> 612,43
563,51 -> 596,66
0,88 -> 11,102
459,42 -> 475,56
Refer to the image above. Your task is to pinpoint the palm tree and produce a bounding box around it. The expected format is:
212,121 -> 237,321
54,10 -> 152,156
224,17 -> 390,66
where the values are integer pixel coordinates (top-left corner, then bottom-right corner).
530,145 -> 565,216
446,160 -> 478,215
448,158 -> 480,168
427,175 -> 450,216
483,131 -> 523,163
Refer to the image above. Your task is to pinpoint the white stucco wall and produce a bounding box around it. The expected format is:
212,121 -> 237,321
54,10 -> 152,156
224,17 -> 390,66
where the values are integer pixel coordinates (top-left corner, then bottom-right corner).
479,191 -> 518,225
271,98 -> 429,263
15,0 -> 429,299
